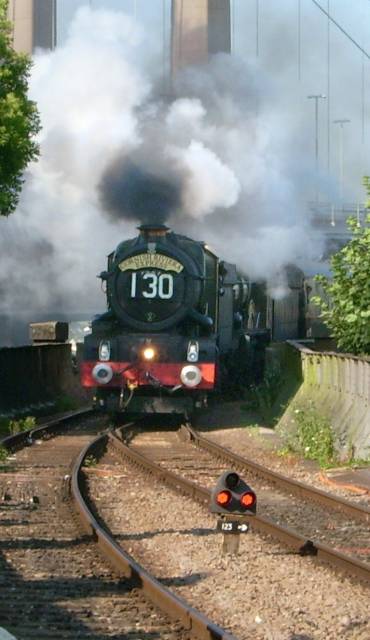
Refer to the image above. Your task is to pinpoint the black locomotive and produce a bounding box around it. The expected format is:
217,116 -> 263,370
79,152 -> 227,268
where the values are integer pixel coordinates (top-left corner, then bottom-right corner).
81,224 -> 268,413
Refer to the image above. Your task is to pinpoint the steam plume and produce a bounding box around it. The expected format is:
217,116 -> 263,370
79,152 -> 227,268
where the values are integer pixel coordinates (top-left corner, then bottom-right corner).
0,5 -> 332,343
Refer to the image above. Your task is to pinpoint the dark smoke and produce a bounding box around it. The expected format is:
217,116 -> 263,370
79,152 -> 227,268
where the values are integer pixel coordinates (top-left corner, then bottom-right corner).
99,158 -> 182,225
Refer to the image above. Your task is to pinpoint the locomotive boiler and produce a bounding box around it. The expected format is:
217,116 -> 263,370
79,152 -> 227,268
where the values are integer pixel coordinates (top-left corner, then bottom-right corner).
80,224 -> 267,414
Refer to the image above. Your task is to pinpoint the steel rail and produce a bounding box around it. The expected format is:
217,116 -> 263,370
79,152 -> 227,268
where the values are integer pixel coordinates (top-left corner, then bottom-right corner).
109,430 -> 370,586
71,431 -> 238,640
182,425 -> 370,525
0,408 -> 95,451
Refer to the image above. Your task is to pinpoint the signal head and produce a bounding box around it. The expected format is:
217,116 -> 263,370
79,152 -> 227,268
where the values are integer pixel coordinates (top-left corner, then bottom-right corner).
210,470 -> 257,515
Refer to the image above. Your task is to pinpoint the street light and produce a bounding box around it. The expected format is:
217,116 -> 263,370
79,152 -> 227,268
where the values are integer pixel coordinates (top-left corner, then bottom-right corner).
333,119 -> 350,204
307,94 -> 326,203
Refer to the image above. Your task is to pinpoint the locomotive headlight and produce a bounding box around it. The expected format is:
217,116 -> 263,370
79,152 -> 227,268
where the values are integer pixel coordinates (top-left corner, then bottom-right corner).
180,365 -> 202,388
92,363 -> 113,384
143,347 -> 156,361
187,340 -> 199,363
99,340 -> 111,361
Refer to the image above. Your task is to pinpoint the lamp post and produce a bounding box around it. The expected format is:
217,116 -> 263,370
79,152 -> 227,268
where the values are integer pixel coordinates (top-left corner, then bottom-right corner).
307,94 -> 326,204
333,119 -> 350,204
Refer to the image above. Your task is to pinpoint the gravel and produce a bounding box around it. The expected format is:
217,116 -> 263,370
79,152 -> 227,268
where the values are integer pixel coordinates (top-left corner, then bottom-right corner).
87,441 -> 370,640
202,424 -> 370,507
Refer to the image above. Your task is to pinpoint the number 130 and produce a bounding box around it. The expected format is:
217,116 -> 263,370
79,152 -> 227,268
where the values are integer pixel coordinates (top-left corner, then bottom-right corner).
130,272 -> 174,299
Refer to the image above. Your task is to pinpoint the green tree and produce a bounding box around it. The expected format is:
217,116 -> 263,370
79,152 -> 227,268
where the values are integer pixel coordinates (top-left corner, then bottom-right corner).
313,193 -> 370,355
0,0 -> 40,216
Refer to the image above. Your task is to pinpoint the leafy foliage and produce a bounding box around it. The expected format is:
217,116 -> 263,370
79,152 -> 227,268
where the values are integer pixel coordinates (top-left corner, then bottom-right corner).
8,415 -> 36,434
0,0 -> 40,215
250,364 -> 284,414
312,201 -> 370,354
83,455 -> 97,468
278,404 -> 335,467
0,445 -> 8,462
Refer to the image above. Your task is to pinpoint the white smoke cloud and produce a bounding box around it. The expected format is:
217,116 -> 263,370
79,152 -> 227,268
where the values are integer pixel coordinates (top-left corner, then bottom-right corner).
1,7 -> 149,319
0,5 -> 325,341
168,140 -> 241,217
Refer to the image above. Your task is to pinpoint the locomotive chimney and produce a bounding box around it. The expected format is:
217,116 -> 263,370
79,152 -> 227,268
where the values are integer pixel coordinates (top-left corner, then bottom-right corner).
138,223 -> 169,239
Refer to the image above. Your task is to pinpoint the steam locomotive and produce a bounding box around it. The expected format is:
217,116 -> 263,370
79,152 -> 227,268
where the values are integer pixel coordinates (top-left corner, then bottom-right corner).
80,224 -> 268,414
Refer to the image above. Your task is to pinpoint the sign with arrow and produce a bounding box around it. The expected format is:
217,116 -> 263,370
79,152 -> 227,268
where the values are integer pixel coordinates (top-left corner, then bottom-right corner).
217,519 -> 249,534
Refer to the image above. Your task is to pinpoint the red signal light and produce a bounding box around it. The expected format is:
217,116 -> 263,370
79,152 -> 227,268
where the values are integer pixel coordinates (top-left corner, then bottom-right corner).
216,490 -> 232,506
240,491 -> 256,509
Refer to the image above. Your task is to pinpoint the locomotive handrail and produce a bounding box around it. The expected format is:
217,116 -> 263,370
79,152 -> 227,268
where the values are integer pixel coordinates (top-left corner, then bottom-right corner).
187,307 -> 214,328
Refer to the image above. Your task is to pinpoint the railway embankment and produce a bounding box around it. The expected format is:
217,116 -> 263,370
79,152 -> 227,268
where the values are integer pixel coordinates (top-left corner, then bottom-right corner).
274,341 -> 370,460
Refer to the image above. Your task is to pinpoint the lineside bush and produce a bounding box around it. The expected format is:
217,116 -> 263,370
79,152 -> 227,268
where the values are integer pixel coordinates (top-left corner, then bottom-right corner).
313,205 -> 370,355
278,404 -> 335,467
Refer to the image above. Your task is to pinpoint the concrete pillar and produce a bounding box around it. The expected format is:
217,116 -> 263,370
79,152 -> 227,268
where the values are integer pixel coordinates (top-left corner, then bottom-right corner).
7,0 -> 33,54
171,0 -> 230,75
7,0 -> 56,54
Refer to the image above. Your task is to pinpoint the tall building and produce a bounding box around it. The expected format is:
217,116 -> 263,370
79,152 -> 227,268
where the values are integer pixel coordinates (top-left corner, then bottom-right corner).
7,0 -> 56,54
171,0 -> 231,75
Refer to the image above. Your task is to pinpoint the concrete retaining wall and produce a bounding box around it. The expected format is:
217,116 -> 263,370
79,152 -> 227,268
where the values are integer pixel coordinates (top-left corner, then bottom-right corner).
278,342 -> 370,459
0,344 -> 89,415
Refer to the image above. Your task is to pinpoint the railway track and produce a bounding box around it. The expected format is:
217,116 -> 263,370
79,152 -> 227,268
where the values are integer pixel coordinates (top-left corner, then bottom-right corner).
0,411 -> 237,640
1,413 -> 369,639
108,423 -> 370,584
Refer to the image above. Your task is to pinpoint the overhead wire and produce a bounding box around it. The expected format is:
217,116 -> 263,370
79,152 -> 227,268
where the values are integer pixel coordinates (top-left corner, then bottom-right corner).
231,0 -> 235,54
311,0 -> 370,189
311,0 -> 370,59
297,0 -> 301,80
162,0 -> 166,92
327,0 -> 330,171
362,51 -> 365,143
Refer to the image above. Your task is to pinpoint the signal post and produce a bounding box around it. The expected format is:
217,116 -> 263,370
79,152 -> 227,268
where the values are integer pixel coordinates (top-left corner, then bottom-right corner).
210,471 -> 257,555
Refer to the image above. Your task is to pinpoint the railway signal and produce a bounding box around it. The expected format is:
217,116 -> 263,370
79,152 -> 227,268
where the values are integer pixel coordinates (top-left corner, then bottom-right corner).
210,471 -> 257,555
210,471 -> 257,515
